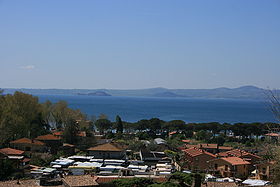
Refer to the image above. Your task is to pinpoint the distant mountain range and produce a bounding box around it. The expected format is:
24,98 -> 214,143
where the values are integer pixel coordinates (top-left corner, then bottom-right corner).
1,86 -> 278,100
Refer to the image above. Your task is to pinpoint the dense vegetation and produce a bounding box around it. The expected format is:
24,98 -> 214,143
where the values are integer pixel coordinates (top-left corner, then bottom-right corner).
0,91 -> 90,146
109,172 -> 195,187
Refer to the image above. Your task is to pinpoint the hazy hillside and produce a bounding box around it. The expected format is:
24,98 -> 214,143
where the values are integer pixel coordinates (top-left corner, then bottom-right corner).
2,86 -> 277,100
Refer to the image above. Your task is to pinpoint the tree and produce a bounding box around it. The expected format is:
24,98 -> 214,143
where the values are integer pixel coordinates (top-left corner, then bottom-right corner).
95,119 -> 112,134
41,100 -> 53,128
0,92 -> 47,145
116,115 -> 123,134
0,159 -> 14,181
109,177 -> 154,187
149,118 -> 164,133
136,119 -> 149,131
169,172 -> 193,186
63,119 -> 79,144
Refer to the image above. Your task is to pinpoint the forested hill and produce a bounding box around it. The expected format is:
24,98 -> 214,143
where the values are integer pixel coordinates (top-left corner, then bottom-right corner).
2,86 -> 277,100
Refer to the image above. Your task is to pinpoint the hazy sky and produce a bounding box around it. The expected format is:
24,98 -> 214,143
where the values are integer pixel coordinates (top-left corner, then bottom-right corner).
0,0 -> 280,89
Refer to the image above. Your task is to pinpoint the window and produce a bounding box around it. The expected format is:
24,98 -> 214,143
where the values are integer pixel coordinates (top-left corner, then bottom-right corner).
214,164 -> 218,170
225,165 -> 228,171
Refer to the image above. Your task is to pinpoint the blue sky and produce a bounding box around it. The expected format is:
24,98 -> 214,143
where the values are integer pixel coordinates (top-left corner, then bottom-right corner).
0,0 -> 279,89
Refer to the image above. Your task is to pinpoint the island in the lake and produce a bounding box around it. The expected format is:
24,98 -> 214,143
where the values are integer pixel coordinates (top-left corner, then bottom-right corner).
77,91 -> 111,96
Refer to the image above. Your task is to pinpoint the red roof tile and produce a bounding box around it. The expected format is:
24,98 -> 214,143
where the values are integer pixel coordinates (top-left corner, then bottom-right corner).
182,139 -> 191,143
53,131 -> 86,137
183,147 -> 216,158
221,157 -> 250,165
10,138 -> 45,146
36,134 -> 61,141
53,131 -> 63,136
0,148 -> 24,155
265,133 -> 280,137
96,177 -> 119,184
186,144 -> 232,150
222,149 -> 261,159
88,143 -> 123,152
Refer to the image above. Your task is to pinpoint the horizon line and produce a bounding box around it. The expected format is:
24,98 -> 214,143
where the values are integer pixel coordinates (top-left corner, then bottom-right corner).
1,85 -> 276,90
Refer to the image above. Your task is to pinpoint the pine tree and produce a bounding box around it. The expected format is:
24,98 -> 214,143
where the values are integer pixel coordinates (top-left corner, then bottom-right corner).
116,115 -> 123,134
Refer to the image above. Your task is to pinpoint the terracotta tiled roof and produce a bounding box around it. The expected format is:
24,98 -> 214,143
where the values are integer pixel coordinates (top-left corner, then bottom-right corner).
186,143 -> 232,150
96,177 -> 119,184
0,148 -> 24,155
221,157 -> 250,165
53,131 -> 86,137
216,152 -> 229,157
53,131 -> 63,136
36,134 -> 61,141
169,131 -> 177,135
222,149 -> 261,159
10,138 -> 45,146
182,139 -> 191,143
265,133 -> 280,137
88,143 -> 123,152
62,175 -> 99,186
183,147 -> 216,158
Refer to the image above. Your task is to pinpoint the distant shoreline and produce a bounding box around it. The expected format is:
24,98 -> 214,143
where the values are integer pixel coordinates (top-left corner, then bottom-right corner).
1,85 -> 275,100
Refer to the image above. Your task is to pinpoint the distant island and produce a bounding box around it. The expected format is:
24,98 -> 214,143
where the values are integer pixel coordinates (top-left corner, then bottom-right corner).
2,85 -> 277,100
77,91 -> 111,96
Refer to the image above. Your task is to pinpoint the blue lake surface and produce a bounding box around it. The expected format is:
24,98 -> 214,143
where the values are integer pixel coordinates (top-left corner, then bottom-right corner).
37,95 -> 275,123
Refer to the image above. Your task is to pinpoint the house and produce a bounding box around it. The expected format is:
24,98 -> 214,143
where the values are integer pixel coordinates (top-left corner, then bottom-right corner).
153,138 -> 170,151
139,149 -> 168,165
186,144 -> 232,154
255,161 -> 275,181
10,138 -> 47,155
87,143 -> 125,159
35,134 -> 62,154
53,131 -> 63,138
216,149 -> 261,172
154,138 -> 166,145
0,148 -> 30,176
182,147 -> 216,171
208,157 -> 250,178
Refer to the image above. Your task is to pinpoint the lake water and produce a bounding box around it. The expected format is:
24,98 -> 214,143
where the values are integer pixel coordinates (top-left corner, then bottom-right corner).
37,95 -> 276,123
